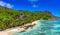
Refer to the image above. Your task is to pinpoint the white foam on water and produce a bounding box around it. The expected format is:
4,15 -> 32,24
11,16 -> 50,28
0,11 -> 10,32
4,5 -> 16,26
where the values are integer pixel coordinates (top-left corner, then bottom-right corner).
13,20 -> 60,35
53,24 -> 60,27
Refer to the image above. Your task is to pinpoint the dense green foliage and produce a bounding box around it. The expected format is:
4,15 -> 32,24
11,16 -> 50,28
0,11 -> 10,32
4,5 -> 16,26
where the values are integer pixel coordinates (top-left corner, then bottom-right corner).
0,6 -> 56,30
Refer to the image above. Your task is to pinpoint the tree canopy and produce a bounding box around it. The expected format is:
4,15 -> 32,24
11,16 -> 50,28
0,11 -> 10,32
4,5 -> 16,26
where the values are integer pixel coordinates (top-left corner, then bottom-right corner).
0,6 -> 58,31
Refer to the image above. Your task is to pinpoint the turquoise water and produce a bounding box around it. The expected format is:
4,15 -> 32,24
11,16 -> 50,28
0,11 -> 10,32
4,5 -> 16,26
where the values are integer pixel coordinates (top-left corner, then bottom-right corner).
13,20 -> 60,35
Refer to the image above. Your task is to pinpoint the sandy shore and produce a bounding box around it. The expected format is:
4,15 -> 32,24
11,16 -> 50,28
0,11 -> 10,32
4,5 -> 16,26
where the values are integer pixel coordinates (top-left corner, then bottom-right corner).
0,20 -> 39,35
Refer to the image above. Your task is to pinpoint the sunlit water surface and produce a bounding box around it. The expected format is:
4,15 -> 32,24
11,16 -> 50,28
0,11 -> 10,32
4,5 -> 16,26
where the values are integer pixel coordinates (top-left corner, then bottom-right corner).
13,20 -> 60,35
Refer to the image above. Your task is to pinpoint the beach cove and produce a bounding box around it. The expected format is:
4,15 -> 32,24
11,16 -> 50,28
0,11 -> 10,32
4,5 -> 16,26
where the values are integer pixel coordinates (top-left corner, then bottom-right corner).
13,20 -> 60,35
0,20 -> 60,35
0,20 -> 39,35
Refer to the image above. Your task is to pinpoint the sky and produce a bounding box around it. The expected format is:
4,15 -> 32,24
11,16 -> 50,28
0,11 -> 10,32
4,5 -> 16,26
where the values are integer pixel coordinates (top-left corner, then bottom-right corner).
0,0 -> 60,17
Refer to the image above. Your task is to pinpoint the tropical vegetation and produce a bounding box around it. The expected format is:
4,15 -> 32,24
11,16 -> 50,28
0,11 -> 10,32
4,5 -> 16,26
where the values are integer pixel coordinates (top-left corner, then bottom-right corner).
0,6 -> 58,31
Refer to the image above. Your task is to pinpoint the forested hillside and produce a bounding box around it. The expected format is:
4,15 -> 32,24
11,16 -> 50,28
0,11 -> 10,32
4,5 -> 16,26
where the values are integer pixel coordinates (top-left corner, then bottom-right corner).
0,6 -> 58,31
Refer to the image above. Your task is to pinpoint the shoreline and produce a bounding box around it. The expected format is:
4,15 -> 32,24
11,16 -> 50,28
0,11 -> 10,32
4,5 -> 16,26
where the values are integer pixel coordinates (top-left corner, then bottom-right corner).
0,20 -> 39,35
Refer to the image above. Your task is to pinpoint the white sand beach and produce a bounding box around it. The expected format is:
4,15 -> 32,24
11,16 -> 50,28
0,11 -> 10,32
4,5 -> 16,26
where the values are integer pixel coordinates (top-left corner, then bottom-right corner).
0,27 -> 25,35
0,20 -> 39,35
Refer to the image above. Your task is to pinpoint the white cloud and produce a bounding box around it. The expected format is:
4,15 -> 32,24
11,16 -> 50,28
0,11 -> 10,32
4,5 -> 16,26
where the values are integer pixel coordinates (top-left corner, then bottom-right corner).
28,0 -> 39,8
6,3 -> 13,8
0,1 -> 13,8
32,4 -> 38,8
0,1 -> 6,6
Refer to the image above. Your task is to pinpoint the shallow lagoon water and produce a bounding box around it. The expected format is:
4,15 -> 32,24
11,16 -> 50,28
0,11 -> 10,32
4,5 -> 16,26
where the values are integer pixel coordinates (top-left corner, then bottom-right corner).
13,20 -> 60,35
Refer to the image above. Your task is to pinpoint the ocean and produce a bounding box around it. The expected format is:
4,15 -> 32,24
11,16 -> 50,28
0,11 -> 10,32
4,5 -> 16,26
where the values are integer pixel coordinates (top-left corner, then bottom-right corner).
13,20 -> 60,35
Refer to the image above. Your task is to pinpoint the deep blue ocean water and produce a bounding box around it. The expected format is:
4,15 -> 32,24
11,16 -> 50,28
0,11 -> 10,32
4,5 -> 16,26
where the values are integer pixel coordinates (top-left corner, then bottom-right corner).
13,20 -> 60,35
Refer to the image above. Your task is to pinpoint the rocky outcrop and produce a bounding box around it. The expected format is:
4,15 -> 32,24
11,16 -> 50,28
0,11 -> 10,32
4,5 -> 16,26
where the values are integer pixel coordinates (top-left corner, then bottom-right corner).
44,10 -> 53,15
16,13 -> 27,20
20,23 -> 36,29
